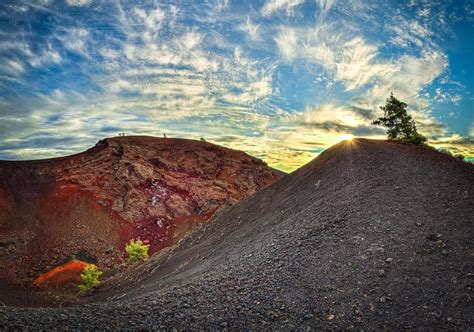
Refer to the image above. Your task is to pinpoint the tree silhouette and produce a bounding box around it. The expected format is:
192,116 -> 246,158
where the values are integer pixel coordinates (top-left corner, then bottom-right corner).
373,93 -> 427,145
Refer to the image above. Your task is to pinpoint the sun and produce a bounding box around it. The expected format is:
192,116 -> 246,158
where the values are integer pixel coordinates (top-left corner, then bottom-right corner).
338,134 -> 354,142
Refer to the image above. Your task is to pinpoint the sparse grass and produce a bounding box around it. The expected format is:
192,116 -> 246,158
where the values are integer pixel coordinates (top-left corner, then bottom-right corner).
125,239 -> 150,263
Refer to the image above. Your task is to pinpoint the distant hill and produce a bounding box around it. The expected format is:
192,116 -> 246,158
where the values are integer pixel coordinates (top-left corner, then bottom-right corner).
2,138 -> 473,330
0,136 -> 283,289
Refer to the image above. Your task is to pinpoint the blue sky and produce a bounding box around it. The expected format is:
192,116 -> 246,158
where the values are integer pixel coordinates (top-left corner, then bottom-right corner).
0,0 -> 472,171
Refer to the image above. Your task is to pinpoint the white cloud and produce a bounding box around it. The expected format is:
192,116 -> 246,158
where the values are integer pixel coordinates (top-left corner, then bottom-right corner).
240,17 -> 260,41
294,103 -> 366,129
60,28 -> 89,56
366,51 -> 447,108
217,48 -> 274,105
275,28 -> 298,60
334,37 -> 394,90
0,41 -> 33,56
222,73 -> 273,104
106,78 -> 135,94
178,30 -> 203,50
418,7 -> 430,18
276,25 -> 395,90
215,0 -> 229,12
133,7 -> 166,37
66,3 -> 277,130
261,0 -> 305,16
100,48 -> 120,59
388,18 -> 433,48
303,42 -> 335,69
250,76 -> 273,99
66,0 -> 91,7
315,0 -> 336,17
29,44 -> 62,67
434,88 -> 462,105
3,59 -> 25,75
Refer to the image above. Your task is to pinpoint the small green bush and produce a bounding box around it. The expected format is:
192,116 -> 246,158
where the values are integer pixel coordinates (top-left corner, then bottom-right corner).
125,239 -> 150,262
78,264 -> 102,292
399,132 -> 427,145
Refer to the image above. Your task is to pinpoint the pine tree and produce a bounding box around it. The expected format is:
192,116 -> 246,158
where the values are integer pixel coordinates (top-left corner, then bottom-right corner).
373,93 -> 427,145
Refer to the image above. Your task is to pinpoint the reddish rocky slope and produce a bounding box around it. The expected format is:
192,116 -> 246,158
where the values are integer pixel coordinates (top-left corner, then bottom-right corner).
0,136 -> 283,287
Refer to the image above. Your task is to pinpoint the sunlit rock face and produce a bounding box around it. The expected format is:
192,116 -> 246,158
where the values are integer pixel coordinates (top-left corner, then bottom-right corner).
0,136 -> 284,287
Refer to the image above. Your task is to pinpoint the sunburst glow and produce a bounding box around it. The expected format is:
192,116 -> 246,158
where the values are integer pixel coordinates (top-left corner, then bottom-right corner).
339,134 -> 354,142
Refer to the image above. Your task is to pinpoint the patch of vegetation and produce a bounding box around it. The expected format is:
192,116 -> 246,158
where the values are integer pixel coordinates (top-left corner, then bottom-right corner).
125,239 -> 150,262
438,148 -> 466,162
78,264 -> 102,293
373,93 -> 427,145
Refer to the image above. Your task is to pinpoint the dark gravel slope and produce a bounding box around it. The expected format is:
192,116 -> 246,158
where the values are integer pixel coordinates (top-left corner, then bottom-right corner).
1,138 -> 473,330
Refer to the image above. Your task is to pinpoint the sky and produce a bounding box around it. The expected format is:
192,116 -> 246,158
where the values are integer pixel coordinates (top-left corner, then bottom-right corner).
0,0 -> 473,172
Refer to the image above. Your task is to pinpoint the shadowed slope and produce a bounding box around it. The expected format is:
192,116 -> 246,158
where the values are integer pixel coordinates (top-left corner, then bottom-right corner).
1,139 -> 473,330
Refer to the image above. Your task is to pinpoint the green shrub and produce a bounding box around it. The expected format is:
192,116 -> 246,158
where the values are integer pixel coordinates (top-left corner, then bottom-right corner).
399,132 -> 427,145
78,264 -> 102,292
125,239 -> 150,262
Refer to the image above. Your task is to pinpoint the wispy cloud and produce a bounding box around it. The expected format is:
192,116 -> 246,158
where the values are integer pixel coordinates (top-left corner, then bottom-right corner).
261,0 -> 305,16
240,16 -> 260,41
65,0 -> 91,7
315,0 -> 336,17
293,103 -> 368,130
275,23 -> 396,90
59,28 -> 90,57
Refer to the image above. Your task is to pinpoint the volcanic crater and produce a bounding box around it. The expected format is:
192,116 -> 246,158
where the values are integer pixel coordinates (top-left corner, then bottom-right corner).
0,136 -> 283,299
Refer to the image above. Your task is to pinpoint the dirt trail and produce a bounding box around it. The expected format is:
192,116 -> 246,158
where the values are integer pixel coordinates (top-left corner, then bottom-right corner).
1,139 -> 473,330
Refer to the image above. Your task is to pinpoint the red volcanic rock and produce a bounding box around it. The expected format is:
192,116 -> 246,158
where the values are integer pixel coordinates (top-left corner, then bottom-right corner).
33,260 -> 89,288
0,136 -> 283,286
